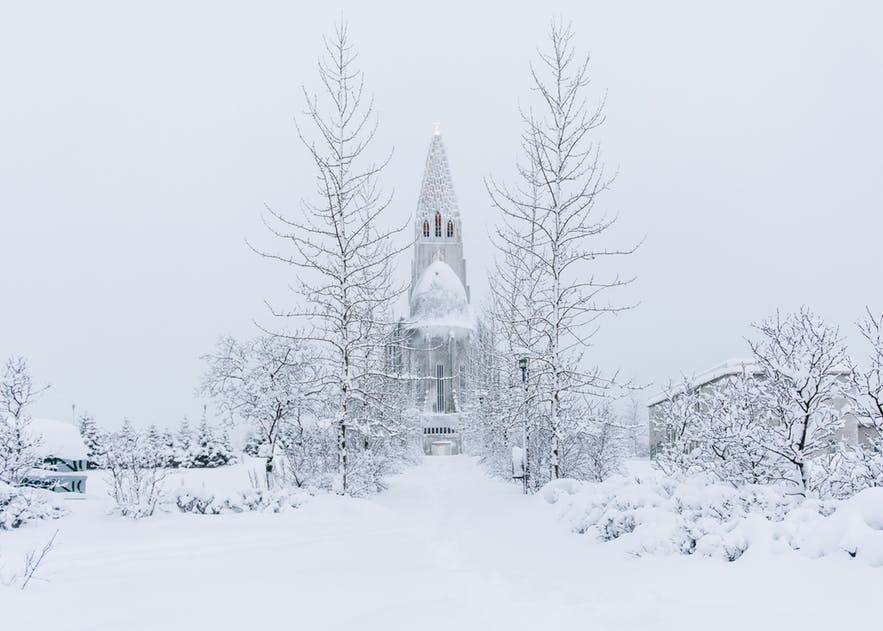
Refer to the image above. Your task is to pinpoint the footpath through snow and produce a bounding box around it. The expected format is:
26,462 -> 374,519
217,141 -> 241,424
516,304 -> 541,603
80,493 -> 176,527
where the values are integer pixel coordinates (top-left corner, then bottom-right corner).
2,457 -> 880,630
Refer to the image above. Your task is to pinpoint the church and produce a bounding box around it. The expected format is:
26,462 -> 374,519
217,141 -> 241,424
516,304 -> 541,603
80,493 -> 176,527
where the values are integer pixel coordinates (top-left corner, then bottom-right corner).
392,127 -> 476,456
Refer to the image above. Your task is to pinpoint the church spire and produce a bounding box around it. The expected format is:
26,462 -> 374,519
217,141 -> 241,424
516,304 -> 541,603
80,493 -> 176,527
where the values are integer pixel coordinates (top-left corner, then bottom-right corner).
416,128 -> 460,230
410,127 -> 470,303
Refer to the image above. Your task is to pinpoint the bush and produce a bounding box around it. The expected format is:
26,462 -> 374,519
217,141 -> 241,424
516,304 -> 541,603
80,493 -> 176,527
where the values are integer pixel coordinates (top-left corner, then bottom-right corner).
0,482 -> 66,530
173,484 -> 307,515
104,427 -> 167,518
541,473 -> 861,562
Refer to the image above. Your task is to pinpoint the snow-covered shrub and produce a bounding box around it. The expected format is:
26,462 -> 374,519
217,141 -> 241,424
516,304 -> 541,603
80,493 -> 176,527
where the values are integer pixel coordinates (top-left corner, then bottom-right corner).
541,472 -> 871,562
0,482 -> 65,530
810,445 -> 883,499
173,484 -> 307,515
104,424 -> 167,518
790,487 -> 883,565
276,419 -> 337,490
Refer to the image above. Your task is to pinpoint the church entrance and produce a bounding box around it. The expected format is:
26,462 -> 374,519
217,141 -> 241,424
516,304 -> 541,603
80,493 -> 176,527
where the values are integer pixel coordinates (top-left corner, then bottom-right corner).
431,441 -> 453,456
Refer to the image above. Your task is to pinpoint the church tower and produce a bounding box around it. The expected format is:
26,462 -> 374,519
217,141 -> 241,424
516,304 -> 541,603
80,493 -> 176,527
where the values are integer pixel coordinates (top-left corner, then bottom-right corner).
399,127 -> 475,456
410,126 -> 470,304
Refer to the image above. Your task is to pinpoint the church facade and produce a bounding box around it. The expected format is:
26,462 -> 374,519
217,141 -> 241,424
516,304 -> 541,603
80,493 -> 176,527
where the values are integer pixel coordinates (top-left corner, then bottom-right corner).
392,129 -> 476,456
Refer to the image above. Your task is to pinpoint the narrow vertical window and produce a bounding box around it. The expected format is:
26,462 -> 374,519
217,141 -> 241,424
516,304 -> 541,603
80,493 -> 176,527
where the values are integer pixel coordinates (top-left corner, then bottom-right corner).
435,212 -> 442,237
436,363 -> 445,413
422,220 -> 430,237
447,220 -> 454,238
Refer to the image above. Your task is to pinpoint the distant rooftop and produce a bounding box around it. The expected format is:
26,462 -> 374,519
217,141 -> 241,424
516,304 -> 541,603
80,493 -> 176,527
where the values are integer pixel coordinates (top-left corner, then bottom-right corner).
646,358 -> 759,407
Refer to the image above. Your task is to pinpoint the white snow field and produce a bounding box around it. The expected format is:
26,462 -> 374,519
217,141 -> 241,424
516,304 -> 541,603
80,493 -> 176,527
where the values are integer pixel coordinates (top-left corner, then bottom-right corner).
2,457 -> 880,631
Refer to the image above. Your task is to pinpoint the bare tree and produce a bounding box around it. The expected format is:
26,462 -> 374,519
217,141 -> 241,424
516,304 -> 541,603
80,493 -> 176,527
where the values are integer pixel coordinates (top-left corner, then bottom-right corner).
651,377 -> 706,476
0,357 -> 47,485
851,307 -> 883,438
255,21 -> 408,494
487,21 -> 636,481
104,425 -> 167,518
19,530 -> 58,590
748,308 -> 852,494
701,371 -> 779,486
201,335 -> 317,488
621,395 -> 648,458
472,305 -> 528,481
814,307 -> 883,498
0,356 -> 48,420
576,400 -> 626,482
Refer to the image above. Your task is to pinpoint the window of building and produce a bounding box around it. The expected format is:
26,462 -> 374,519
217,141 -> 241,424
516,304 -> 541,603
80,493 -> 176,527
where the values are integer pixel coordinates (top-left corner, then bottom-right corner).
436,364 -> 445,413
446,220 -> 454,238
422,220 -> 430,237
435,212 -> 442,237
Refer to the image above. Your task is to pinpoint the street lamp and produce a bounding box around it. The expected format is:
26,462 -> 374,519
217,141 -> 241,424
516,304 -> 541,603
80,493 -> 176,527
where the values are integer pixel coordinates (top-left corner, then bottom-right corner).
517,356 -> 529,495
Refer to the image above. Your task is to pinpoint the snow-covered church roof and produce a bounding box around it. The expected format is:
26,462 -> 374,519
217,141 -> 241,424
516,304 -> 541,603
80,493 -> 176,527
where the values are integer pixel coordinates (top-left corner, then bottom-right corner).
416,129 -> 459,225
408,260 -> 474,331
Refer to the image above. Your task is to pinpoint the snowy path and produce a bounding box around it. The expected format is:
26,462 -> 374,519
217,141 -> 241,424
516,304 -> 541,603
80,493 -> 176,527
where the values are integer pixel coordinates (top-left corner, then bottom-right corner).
2,457 -> 879,630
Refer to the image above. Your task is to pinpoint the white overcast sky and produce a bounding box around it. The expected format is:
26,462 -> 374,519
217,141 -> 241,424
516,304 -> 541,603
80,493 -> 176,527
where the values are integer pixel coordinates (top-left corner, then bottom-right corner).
2,1 -> 881,428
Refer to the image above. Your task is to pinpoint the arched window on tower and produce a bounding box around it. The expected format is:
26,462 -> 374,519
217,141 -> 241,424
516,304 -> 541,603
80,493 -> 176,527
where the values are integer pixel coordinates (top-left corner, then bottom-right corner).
446,220 -> 454,238
434,212 -> 442,237
422,220 -> 430,237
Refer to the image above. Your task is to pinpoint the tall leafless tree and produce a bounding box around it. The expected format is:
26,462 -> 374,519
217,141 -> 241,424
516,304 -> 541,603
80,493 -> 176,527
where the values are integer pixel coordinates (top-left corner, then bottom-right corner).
487,21 -> 636,481
255,21 -> 408,494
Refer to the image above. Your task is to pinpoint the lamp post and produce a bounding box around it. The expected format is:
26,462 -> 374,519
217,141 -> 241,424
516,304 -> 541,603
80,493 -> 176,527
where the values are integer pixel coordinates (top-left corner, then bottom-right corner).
518,356 -> 529,495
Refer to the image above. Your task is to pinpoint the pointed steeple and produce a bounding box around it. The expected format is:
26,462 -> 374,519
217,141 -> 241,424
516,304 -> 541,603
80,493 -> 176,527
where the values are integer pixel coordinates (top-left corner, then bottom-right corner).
410,127 -> 470,304
416,129 -> 460,228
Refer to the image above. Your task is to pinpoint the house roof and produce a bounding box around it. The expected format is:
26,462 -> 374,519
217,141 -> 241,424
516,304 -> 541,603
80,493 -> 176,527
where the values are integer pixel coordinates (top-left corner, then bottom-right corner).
24,417 -> 88,460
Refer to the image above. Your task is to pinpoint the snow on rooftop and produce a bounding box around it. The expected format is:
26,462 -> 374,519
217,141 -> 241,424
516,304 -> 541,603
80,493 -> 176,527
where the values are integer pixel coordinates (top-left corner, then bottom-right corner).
22,417 -> 88,461
646,358 -> 758,407
646,356 -> 856,407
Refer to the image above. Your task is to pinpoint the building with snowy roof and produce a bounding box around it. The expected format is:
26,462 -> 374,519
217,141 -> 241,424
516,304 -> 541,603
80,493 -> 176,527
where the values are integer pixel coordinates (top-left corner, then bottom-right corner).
18,417 -> 88,493
647,359 -> 868,458
390,128 -> 477,456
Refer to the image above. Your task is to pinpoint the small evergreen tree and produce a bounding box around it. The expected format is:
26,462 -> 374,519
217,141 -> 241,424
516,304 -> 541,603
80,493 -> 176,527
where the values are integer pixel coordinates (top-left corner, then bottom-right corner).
78,412 -> 105,469
191,417 -> 215,468
176,419 -> 194,468
191,416 -> 234,468
242,428 -> 263,458
143,424 -> 168,469
119,418 -> 138,453
162,429 -> 179,468
216,429 -> 235,467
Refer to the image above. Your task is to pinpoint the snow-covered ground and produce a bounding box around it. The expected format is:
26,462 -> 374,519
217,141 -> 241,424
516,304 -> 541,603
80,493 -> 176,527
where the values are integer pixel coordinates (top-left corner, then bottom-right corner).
1,457 -> 880,630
